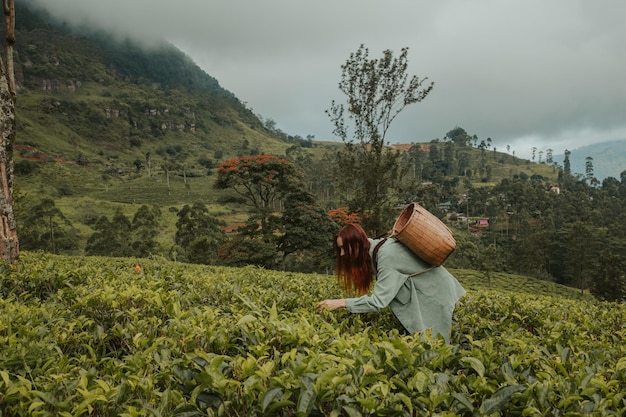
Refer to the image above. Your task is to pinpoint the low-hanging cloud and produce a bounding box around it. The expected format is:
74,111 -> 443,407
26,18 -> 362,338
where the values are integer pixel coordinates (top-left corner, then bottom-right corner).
23,0 -> 626,158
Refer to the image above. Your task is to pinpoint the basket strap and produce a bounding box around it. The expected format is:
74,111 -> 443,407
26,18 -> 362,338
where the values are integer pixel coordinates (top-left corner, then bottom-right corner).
374,230 -> 393,239
373,238 -> 437,278
408,266 -> 437,278
372,238 -> 388,271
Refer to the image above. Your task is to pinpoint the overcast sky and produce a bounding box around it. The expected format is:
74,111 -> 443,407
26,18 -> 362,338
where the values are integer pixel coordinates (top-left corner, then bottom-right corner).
24,0 -> 626,159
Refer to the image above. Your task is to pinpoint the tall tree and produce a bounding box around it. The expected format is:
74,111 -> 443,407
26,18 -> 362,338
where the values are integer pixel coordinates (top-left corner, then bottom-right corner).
174,202 -> 226,264
326,44 -> 433,235
278,189 -> 338,266
591,249 -> 626,301
18,198 -> 79,254
85,210 -> 133,257
408,144 -> 428,181
585,156 -> 596,186
0,0 -> 17,262
563,149 -> 571,176
444,127 -> 472,146
131,205 -> 162,258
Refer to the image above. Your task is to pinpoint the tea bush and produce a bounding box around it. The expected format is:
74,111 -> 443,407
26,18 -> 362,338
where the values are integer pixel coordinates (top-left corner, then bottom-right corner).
1,252 -> 624,416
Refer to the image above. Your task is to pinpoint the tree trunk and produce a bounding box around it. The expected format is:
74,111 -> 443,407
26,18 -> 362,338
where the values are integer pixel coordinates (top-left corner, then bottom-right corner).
0,0 -> 18,262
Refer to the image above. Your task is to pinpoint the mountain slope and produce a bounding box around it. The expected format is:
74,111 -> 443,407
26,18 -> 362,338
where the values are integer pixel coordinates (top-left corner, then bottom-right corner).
554,140 -> 625,181
13,2 -> 288,196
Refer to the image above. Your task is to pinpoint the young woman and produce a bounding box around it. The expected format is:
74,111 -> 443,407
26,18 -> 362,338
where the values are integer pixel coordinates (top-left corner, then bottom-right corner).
316,223 -> 466,343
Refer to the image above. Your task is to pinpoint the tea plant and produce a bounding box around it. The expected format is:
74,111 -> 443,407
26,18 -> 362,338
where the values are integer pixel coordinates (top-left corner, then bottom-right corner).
1,252 -> 624,416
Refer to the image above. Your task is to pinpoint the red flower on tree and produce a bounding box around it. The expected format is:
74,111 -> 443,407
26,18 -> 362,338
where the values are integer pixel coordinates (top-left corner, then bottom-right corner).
215,155 -> 303,209
215,154 -> 305,236
328,207 -> 362,226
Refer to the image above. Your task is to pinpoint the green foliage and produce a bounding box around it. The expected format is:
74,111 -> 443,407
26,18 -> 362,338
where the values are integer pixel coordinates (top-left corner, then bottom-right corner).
130,204 -> 162,258
444,127 -> 474,147
278,189 -> 339,270
327,45 -> 433,146
85,206 -> 161,258
174,202 -> 227,264
215,154 -> 305,236
17,198 -> 80,254
85,210 -> 133,256
214,155 -> 338,272
218,234 -> 279,268
1,252 -> 624,416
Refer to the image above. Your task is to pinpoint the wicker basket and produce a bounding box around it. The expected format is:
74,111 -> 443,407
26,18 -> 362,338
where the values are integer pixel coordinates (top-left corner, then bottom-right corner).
392,203 -> 456,266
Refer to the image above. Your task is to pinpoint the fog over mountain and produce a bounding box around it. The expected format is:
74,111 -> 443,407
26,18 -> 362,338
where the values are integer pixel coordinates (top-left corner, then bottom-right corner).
21,0 -> 626,164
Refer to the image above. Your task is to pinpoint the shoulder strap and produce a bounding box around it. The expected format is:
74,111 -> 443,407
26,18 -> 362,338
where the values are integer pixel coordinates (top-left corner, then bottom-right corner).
373,237 -> 438,277
372,238 -> 387,271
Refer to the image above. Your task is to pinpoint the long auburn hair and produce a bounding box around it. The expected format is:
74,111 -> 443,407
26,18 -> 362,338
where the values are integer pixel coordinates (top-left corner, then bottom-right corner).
335,224 -> 374,295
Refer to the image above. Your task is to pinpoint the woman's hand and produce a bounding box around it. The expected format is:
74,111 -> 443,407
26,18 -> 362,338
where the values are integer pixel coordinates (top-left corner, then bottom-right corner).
316,299 -> 346,311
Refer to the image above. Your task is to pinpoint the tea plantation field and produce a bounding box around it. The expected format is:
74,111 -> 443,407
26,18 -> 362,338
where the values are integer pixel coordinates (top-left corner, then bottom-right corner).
1,252 -> 625,416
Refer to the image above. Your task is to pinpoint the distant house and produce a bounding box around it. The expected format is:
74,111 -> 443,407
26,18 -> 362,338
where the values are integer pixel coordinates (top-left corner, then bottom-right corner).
474,218 -> 490,228
550,186 -> 560,194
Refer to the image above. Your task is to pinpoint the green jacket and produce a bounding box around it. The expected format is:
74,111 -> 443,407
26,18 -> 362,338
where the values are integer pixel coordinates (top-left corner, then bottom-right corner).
345,238 -> 466,343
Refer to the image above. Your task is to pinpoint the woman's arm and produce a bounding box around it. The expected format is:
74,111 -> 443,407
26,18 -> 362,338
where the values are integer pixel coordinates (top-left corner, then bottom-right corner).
316,298 -> 346,311
346,240 -> 425,313
345,264 -> 406,313
315,270 -> 403,313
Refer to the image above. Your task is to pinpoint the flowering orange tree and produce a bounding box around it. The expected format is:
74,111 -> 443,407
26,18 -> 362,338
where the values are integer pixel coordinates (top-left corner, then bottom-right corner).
215,154 -> 301,207
215,154 -> 303,235
328,207 -> 362,226
215,155 -> 338,271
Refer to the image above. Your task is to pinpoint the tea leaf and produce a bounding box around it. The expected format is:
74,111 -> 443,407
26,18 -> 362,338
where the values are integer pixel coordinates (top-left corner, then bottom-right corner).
261,386 -> 283,411
480,385 -> 525,414
460,356 -> 485,377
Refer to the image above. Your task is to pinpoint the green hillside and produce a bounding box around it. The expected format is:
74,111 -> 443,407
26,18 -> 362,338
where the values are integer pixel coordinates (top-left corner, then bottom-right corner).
14,3 -> 289,191
12,3 -> 302,249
